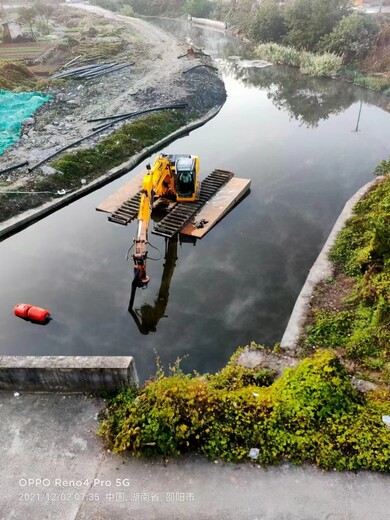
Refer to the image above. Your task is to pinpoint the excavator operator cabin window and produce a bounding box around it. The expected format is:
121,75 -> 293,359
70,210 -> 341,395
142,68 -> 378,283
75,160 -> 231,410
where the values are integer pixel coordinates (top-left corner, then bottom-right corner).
176,157 -> 195,197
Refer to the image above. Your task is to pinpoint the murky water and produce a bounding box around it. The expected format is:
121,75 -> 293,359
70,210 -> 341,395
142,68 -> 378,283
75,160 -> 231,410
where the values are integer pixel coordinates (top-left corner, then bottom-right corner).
1,20 -> 389,381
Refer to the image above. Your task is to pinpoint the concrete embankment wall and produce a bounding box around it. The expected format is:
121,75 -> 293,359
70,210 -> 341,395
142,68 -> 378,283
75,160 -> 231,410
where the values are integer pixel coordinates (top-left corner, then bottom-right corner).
280,177 -> 383,351
191,17 -> 226,30
0,356 -> 138,392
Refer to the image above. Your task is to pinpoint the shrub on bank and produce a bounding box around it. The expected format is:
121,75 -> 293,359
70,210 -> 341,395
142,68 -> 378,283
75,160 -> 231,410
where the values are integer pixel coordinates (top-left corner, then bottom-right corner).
98,349 -> 390,471
300,51 -> 343,77
255,43 -> 342,77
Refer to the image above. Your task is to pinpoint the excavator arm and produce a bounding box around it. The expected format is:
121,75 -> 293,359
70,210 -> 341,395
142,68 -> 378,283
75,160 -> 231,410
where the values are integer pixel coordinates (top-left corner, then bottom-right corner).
132,156 -> 175,288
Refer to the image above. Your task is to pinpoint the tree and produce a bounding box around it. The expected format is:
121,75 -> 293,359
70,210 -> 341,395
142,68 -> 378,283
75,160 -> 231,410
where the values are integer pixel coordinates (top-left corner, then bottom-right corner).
127,0 -> 185,15
318,13 -> 380,63
249,0 -> 287,43
185,0 -> 212,18
284,0 -> 350,50
17,6 -> 36,35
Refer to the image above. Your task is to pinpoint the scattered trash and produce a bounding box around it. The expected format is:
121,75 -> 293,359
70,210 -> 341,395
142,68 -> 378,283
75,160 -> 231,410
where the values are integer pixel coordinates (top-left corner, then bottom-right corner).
195,219 -> 208,229
236,59 -> 272,69
14,392 -> 20,397
252,392 -> 259,397
248,448 -> 259,460
382,416 -> 390,429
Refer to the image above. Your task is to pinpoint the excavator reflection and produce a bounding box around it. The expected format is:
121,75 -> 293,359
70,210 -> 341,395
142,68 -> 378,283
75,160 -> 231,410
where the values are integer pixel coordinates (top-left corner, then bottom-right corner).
128,234 -> 195,334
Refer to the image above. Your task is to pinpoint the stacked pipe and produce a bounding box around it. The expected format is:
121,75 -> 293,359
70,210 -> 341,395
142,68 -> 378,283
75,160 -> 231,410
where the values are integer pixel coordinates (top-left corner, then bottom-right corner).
87,103 -> 189,131
51,61 -> 134,80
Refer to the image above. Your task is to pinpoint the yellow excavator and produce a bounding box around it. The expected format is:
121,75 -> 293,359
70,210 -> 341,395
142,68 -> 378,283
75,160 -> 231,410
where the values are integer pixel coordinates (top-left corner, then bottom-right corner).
99,151 -> 250,332
132,153 -> 200,289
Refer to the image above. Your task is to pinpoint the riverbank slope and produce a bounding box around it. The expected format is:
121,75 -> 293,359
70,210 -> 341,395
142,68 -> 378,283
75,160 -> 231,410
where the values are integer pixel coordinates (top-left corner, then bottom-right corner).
0,5 -> 226,228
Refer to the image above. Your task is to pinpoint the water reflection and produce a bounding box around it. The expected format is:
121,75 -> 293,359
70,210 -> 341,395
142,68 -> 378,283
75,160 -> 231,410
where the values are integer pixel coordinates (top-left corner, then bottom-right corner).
153,17 -> 390,129
128,236 -> 180,335
220,61 -> 390,128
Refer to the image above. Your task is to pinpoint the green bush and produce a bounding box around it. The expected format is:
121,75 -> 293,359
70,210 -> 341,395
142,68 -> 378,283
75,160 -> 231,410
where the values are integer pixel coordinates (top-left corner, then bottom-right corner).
318,13 -> 380,63
284,0 -> 350,50
120,4 -> 135,16
299,51 -> 342,77
125,0 -> 185,16
98,350 -> 390,471
249,0 -> 287,44
185,0 -> 212,18
256,43 -> 302,67
306,310 -> 355,347
255,43 -> 342,77
91,0 -> 122,12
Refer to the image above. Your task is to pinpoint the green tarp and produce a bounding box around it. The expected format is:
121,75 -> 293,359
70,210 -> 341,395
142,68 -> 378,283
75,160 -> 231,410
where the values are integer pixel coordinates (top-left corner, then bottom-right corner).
0,90 -> 51,155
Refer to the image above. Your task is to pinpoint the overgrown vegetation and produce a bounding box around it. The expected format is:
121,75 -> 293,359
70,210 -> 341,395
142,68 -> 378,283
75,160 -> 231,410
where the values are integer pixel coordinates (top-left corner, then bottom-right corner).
305,163 -> 390,378
99,349 -> 390,471
255,43 -> 342,78
36,110 -> 186,192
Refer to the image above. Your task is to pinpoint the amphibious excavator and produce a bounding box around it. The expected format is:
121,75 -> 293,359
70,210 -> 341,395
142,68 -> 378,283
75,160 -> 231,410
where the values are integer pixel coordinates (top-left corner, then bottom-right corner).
97,152 -> 251,327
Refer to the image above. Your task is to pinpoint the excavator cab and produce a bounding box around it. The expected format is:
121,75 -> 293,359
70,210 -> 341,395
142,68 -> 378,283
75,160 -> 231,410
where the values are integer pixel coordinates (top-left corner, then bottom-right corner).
175,156 -> 198,202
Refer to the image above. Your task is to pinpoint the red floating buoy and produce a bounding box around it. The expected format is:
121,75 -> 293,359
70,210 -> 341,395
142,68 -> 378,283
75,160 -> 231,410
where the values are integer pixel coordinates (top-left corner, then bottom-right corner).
14,303 -> 51,323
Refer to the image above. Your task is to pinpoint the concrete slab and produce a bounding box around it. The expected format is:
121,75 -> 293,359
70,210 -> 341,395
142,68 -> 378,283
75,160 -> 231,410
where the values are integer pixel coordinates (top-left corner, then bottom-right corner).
1,393 -> 390,520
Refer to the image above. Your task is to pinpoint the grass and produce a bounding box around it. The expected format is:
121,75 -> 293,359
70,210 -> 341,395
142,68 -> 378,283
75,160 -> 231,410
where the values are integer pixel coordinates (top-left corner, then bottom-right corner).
255,44 -> 390,92
35,111 -> 186,193
341,66 -> 390,93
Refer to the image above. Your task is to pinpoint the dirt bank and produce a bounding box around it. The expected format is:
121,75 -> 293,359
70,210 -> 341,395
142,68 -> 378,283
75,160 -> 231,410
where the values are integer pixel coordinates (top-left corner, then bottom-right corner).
0,5 -> 226,225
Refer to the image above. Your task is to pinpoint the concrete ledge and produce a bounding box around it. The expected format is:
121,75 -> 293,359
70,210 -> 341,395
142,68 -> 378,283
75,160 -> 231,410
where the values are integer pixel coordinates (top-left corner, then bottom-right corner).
280,177 -> 383,350
0,356 -> 138,392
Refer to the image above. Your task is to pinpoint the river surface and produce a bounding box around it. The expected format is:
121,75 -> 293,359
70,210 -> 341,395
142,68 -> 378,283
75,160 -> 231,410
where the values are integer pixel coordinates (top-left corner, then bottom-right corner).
1,20 -> 390,381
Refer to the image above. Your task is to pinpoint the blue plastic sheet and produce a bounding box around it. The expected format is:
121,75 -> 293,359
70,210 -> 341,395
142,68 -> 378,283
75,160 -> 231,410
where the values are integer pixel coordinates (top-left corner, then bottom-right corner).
0,90 -> 51,155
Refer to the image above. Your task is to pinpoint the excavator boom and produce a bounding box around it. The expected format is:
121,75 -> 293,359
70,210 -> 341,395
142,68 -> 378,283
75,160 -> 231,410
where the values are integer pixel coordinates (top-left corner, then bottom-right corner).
132,154 -> 199,287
